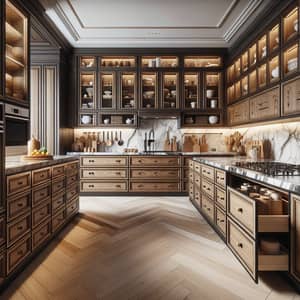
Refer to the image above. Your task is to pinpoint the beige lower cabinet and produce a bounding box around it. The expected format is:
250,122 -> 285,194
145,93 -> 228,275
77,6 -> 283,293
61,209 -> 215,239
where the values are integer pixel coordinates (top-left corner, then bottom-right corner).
282,76 -> 300,116
291,194 -> 300,282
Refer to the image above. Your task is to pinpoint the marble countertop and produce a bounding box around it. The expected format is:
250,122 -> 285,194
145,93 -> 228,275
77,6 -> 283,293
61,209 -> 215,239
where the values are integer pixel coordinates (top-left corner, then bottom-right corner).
193,156 -> 300,194
6,155 -> 79,175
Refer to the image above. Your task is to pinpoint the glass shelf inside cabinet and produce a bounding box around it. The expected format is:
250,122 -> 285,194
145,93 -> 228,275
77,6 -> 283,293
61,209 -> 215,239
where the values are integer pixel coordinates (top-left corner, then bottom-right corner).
258,35 -> 267,61
249,70 -> 257,93
269,24 -> 279,53
234,58 -> 241,78
121,72 -> 136,109
269,55 -> 280,82
80,56 -> 96,68
80,72 -> 95,109
249,44 -> 257,67
141,56 -> 178,68
242,76 -> 248,96
100,73 -> 115,109
184,56 -> 221,68
5,0 -> 28,101
283,7 -> 298,44
162,73 -> 178,109
283,44 -> 298,76
141,73 -> 157,109
258,64 -> 267,88
242,51 -> 248,73
205,72 -> 221,109
184,73 -> 199,109
100,56 -> 136,68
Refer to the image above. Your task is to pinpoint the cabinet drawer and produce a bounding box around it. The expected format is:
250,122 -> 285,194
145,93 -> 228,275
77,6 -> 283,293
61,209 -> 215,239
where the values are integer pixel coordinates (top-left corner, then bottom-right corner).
130,156 -> 180,167
201,179 -> 214,199
130,169 -> 180,179
228,99 -> 249,126
183,168 -> 190,179
32,200 -> 51,229
194,173 -> 201,188
32,168 -> 51,186
65,161 -> 79,176
228,187 -> 256,237
0,216 -> 5,247
282,76 -> 300,116
189,160 -> 194,169
7,213 -> 31,247
130,182 -> 180,192
182,157 -> 190,167
194,187 -> 201,206
7,234 -> 31,275
52,164 -> 65,178
52,208 -> 66,233
66,184 -> 79,202
52,191 -> 65,213
0,250 -> 5,284
201,165 -> 214,182
215,170 -> 226,188
52,177 -> 65,194
81,156 -> 127,167
7,191 -> 31,221
194,162 -> 201,174
7,172 -> 31,196
227,218 -> 256,280
32,183 -> 51,207
81,168 -> 127,179
215,207 -> 226,236
81,181 -> 127,192
189,182 -> 194,199
216,187 -> 226,210
32,219 -> 51,250
66,198 -> 79,218
66,174 -> 78,185
201,195 -> 214,222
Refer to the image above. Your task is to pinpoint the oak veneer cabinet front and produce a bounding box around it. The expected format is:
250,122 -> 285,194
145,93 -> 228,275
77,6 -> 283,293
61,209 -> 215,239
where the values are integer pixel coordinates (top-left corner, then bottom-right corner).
291,194 -> 300,283
227,100 -> 249,126
130,156 -> 180,167
81,156 -> 128,167
282,76 -> 300,116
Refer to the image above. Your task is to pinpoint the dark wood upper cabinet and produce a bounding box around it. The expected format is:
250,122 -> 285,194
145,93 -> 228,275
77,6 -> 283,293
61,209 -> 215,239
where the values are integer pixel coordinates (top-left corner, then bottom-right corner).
140,72 -> 158,109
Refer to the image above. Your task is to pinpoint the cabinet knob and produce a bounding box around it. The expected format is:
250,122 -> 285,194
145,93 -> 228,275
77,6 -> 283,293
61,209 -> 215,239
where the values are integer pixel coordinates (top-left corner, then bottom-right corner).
237,243 -> 243,248
17,250 -> 24,256
88,184 -> 94,188
88,160 -> 95,163
88,172 -> 95,175
115,160 -> 121,163
17,202 -> 24,207
237,208 -> 243,213
17,225 -> 23,231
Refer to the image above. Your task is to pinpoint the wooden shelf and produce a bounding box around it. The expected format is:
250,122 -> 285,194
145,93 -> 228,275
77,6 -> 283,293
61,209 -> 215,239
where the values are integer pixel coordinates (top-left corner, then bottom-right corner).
5,22 -> 22,44
6,55 -> 24,73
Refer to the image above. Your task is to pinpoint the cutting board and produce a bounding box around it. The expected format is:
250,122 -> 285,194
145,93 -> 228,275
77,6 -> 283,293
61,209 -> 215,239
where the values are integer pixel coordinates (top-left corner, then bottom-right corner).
183,136 -> 193,152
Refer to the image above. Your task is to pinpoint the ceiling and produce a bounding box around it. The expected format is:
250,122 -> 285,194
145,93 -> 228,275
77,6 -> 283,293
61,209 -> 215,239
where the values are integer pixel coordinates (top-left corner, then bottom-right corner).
38,0 -> 274,48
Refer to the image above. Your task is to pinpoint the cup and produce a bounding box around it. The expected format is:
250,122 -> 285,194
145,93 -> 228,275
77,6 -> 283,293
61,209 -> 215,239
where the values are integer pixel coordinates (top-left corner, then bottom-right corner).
190,102 -> 196,109
210,99 -> 217,108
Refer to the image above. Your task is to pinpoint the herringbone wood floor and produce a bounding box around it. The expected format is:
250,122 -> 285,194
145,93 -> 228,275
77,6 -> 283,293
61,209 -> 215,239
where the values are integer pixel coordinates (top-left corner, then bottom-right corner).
1,196 -> 299,300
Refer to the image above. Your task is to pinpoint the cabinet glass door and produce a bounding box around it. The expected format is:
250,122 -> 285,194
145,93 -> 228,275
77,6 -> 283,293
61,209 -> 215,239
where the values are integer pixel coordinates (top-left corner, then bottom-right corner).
205,72 -> 221,109
120,72 -> 136,109
80,72 -> 95,109
162,72 -> 179,109
141,72 -> 157,109
100,72 -> 116,109
184,73 -> 199,109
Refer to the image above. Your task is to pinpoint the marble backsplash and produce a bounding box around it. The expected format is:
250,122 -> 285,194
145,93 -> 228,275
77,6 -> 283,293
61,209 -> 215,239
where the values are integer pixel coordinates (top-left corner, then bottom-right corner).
74,119 -> 300,163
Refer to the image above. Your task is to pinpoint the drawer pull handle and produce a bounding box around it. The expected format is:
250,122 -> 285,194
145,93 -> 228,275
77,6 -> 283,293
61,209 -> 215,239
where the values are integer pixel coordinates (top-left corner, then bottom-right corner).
17,202 -> 24,207
17,225 -> 23,231
40,192 -> 45,197
88,160 -> 95,163
220,220 -> 225,223
115,185 -> 121,188
138,160 -> 142,163
40,231 -> 46,236
88,172 -> 95,175
237,208 -> 243,213
17,250 -> 24,256
115,160 -> 121,163
138,172 -> 143,175
88,184 -> 95,188
116,172 -> 121,175
154,160 -> 158,163
138,184 -> 144,188
17,181 -> 23,186
40,174 -> 45,178
237,243 -> 243,248
207,208 -> 211,211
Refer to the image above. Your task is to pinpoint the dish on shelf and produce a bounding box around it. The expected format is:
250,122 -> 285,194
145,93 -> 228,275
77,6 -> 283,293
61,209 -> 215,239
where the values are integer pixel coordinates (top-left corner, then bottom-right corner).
86,87 -> 93,97
208,115 -> 218,124
294,19 -> 298,32
206,89 -> 214,98
102,95 -> 112,100
81,115 -> 92,124
287,58 -> 298,71
104,90 -> 112,95
271,66 -> 279,78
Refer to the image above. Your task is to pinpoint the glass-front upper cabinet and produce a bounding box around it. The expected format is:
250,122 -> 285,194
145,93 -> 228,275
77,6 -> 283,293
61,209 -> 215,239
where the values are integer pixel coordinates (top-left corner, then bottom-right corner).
141,72 -> 158,109
80,72 -> 95,109
99,72 -> 116,109
184,73 -> 199,109
258,35 -> 267,61
205,72 -> 221,109
268,24 -> 280,53
120,72 -> 137,109
162,72 -> 179,109
80,56 -> 96,69
283,6 -> 298,44
5,0 -> 28,101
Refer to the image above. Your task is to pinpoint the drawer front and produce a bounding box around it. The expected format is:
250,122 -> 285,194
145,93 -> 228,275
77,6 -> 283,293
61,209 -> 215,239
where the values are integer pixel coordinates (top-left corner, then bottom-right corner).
81,168 -> 127,179
52,178 -> 65,194
228,187 -> 256,237
32,219 -> 51,250
7,191 -> 31,221
227,219 -> 256,280
66,174 -> 78,185
66,198 -> 79,218
215,170 -> 226,188
130,169 -> 180,179
32,200 -> 51,228
52,209 -> 66,232
282,76 -> 300,116
194,173 -> 201,188
189,182 -> 194,199
7,234 -> 31,274
32,168 -> 51,186
0,250 -> 5,283
32,183 -> 51,207
201,195 -> 214,222
0,216 -> 5,247
7,172 -> 31,196
194,187 -> 201,206
7,214 -> 31,247
130,182 -> 180,192
65,162 -> 79,176
201,179 -> 214,199
81,156 -> 127,167
183,168 -> 189,180
194,162 -> 201,174
201,165 -> 215,182
215,207 -> 226,236
66,184 -> 79,202
183,157 -> 190,167
130,157 -> 180,167
189,160 -> 194,169
52,192 -> 65,213
52,164 -> 65,178
228,100 -> 249,126
81,181 -> 127,192
216,187 -> 226,210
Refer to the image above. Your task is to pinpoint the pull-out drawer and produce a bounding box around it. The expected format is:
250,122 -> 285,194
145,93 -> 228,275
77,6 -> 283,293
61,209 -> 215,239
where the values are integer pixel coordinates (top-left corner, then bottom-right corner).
215,207 -> 226,237
201,195 -> 214,222
32,168 -> 51,186
81,181 -> 127,192
0,216 -> 5,247
194,173 -> 201,188
52,177 -> 65,194
130,157 -> 180,167
52,164 -> 65,178
215,187 -> 226,210
81,156 -> 127,167
130,169 -> 180,179
7,191 -> 31,221
194,162 -> 201,174
32,219 -> 51,250
7,213 -> 31,247
201,179 -> 214,200
32,200 -> 51,229
201,165 -> 215,182
189,182 -> 194,200
215,169 -> 226,188
65,161 -> 79,176
0,250 -> 5,283
52,191 -> 65,213
130,182 -> 180,192
7,234 -> 31,274
7,172 -> 31,196
66,184 -> 79,202
194,187 -> 201,206
52,208 -> 66,233
32,183 -> 51,207
189,160 -> 194,169
66,198 -> 79,218
81,168 -> 127,179
66,174 -> 78,185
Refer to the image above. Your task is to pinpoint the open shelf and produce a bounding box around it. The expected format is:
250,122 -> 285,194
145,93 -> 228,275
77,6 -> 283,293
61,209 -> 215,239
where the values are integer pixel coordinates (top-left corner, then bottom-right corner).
98,113 -> 137,127
184,56 -> 222,68
181,112 -> 222,127
80,56 -> 96,68
269,24 -> 280,54
283,7 -> 298,44
249,43 -> 257,68
234,58 -> 241,78
242,51 -> 249,73
258,35 -> 267,62
258,64 -> 267,88
268,55 -> 280,83
142,56 -> 178,68
283,43 -> 298,76
100,56 -> 136,68
242,75 -> 249,96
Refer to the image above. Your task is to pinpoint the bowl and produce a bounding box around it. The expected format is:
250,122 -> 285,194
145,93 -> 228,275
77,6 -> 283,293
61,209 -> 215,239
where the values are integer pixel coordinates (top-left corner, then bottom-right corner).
288,58 -> 298,71
208,115 -> 218,124
294,19 -> 298,32
103,118 -> 110,124
206,89 -> 214,98
104,90 -> 112,95
81,115 -> 91,124
170,90 -> 176,96
271,66 -> 279,78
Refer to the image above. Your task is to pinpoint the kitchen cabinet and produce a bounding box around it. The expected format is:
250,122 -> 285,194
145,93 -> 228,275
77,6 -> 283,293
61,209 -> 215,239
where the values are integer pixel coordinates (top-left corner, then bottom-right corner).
291,194 -> 300,283
183,72 -> 199,109
99,72 -> 116,110
80,71 -> 96,110
204,72 -> 222,109
282,76 -> 300,116
141,72 -> 158,109
227,99 -> 249,126
162,72 -> 179,109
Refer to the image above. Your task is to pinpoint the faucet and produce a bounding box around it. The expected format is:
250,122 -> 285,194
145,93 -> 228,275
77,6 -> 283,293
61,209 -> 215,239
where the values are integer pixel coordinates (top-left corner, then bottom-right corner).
148,128 -> 155,151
